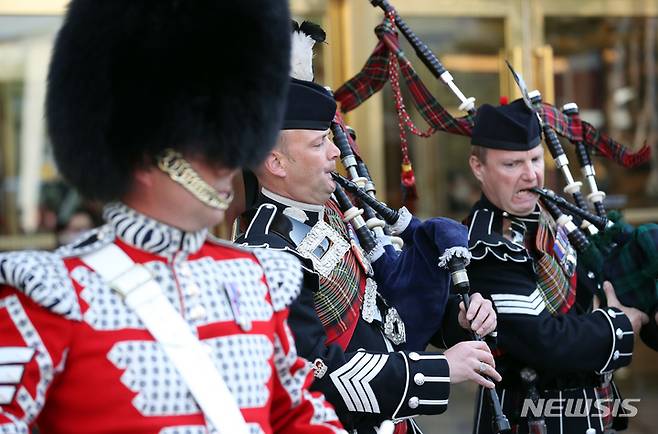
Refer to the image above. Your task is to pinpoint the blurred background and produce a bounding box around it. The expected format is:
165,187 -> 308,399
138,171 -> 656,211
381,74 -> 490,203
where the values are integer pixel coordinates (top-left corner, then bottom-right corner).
0,0 -> 656,432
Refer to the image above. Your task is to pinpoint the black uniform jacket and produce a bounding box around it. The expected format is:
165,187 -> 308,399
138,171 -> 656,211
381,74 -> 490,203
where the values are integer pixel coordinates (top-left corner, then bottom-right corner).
236,190 -> 454,433
465,195 -> 634,434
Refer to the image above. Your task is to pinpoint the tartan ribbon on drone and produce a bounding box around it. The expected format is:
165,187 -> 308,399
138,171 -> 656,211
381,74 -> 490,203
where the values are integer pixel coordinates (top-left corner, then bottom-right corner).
333,15 -> 650,169
334,17 -> 474,137
540,102 -> 650,168
334,13 -> 475,206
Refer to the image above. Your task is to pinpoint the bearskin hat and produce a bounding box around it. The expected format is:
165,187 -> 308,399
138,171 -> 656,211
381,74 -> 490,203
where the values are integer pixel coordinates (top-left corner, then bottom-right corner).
46,0 -> 291,202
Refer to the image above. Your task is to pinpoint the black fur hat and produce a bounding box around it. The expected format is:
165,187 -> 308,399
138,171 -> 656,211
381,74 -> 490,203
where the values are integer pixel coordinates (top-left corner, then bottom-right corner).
47,0 -> 291,202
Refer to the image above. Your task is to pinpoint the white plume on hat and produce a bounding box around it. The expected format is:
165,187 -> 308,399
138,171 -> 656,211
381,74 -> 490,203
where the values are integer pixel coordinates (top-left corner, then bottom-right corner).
290,20 -> 326,81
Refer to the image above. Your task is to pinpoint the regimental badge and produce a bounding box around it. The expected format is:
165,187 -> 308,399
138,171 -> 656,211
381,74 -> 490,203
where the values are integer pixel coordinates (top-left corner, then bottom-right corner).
553,225 -> 577,277
361,278 -> 379,323
384,307 -> 406,345
297,221 -> 351,278
224,281 -> 252,331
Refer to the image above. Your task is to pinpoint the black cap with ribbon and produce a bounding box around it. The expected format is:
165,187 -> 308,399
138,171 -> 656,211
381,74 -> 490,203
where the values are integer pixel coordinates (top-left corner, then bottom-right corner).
282,78 -> 337,131
471,98 -> 541,151
283,20 -> 335,131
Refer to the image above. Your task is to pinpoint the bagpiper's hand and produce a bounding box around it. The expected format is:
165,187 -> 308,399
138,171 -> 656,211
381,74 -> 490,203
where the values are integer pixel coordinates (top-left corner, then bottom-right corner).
458,293 -> 497,337
602,281 -> 649,335
444,341 -> 501,389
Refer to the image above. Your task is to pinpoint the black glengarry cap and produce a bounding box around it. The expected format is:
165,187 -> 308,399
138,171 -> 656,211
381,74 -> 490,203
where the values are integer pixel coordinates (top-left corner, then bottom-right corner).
471,98 -> 541,151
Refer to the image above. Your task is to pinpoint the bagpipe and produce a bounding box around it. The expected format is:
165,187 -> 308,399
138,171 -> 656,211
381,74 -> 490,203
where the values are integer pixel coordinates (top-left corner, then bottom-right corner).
328,112 -> 467,335
505,63 -> 658,350
531,184 -> 658,349
331,169 -> 511,434
329,0 -> 658,351
328,112 -> 475,353
330,69 -> 512,434
333,0 -> 649,208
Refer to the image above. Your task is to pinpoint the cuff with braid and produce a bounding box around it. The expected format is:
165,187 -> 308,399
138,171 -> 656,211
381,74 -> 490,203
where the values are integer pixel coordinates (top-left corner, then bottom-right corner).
392,351 -> 450,419
594,306 -> 634,373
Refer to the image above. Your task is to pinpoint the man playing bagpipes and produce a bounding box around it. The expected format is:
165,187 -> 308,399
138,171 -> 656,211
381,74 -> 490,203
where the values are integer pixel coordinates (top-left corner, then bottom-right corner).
236,22 -> 502,434
324,1 -> 658,433
464,99 -> 649,434
0,2 -> 347,433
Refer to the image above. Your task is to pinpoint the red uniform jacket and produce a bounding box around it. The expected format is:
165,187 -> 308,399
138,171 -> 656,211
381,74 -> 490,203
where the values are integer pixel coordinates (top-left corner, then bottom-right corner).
0,203 -> 345,434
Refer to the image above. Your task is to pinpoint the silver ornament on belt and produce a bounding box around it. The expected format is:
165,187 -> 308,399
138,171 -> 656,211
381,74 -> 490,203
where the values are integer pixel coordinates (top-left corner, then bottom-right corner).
297,221 -> 350,278
384,307 -> 406,345
361,278 -> 379,323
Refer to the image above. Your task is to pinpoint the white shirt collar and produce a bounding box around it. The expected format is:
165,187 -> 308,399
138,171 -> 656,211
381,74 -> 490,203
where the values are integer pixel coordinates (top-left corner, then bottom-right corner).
260,187 -> 325,223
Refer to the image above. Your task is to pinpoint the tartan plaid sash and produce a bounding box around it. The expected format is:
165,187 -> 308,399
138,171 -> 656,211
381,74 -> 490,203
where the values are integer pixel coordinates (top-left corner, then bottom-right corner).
511,207 -> 576,316
529,209 -> 577,315
313,201 -> 365,346
333,17 -> 650,168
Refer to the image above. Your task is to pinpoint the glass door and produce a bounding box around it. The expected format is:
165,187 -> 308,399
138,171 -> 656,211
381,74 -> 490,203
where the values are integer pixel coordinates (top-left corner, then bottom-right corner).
545,15 -> 658,220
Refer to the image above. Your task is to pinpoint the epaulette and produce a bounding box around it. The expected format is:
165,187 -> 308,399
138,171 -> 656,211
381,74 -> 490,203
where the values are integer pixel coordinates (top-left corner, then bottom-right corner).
55,225 -> 115,259
238,204 -> 299,249
467,208 -> 529,263
238,203 -> 313,259
0,250 -> 82,320
251,249 -> 303,312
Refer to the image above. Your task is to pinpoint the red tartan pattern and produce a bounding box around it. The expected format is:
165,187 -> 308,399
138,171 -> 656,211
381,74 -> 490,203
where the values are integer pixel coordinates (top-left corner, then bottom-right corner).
333,30 -> 389,113
594,382 -> 614,430
315,201 -> 365,349
540,102 -> 650,168
334,17 -> 650,169
334,21 -> 474,138
533,210 -> 577,315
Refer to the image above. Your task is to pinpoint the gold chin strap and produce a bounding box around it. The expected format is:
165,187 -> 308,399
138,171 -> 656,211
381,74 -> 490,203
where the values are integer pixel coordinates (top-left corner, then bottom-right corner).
157,149 -> 234,211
